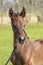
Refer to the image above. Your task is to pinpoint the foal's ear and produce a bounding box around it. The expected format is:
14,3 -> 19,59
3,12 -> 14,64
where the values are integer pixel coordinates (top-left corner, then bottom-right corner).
9,7 -> 14,18
20,7 -> 26,17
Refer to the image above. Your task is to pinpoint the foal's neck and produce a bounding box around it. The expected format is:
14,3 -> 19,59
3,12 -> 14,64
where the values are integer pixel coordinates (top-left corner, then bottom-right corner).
13,31 -> 19,47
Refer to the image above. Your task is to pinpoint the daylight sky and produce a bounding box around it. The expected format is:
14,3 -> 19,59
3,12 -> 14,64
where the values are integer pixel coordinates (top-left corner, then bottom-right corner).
3,0 -> 14,4
9,0 -> 13,2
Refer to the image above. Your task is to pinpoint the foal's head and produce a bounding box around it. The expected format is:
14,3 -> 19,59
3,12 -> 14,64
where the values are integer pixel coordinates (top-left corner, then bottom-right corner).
9,7 -> 26,44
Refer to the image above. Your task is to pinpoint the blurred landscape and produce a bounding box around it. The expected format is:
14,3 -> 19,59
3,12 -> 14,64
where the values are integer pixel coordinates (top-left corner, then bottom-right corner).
0,0 -> 43,26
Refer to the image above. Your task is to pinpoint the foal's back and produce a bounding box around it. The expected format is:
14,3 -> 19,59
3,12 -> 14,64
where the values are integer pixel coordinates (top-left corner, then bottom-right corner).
31,39 -> 43,65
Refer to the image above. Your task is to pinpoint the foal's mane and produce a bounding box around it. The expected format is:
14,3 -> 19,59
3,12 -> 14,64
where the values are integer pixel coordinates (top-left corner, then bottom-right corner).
23,30 -> 29,39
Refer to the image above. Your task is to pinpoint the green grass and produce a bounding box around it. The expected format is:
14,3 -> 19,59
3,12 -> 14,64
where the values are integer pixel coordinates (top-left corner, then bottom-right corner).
25,23 -> 43,41
0,25 -> 13,65
0,23 -> 43,65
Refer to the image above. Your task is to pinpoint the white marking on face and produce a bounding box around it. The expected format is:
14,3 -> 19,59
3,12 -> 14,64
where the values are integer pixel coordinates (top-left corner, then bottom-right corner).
21,36 -> 24,40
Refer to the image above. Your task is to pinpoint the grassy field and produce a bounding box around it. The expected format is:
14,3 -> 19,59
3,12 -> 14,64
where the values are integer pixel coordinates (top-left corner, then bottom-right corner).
0,23 -> 43,65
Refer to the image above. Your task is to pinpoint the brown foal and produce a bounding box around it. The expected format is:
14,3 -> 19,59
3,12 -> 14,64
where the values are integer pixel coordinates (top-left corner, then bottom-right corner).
5,7 -> 43,65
